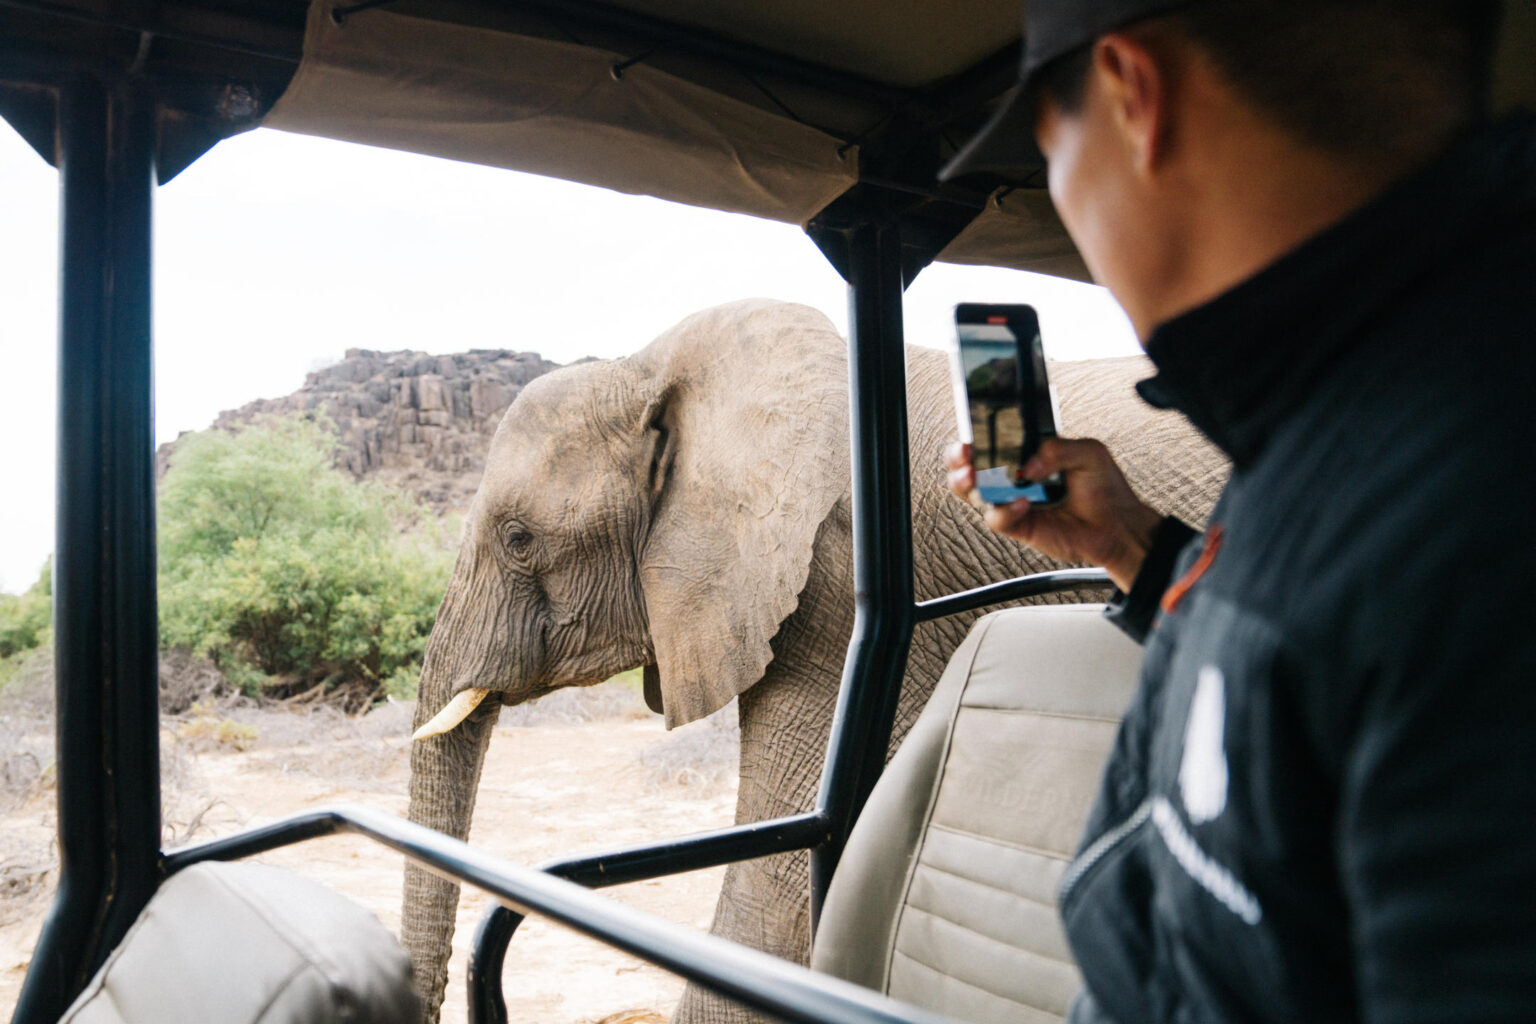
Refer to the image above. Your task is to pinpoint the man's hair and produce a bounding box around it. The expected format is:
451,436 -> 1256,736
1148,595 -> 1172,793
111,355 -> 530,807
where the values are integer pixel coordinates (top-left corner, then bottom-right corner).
1035,1 -> 1502,162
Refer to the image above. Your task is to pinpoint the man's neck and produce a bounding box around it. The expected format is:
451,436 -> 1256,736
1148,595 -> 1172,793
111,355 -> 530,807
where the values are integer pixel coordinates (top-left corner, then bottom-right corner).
1130,101 -> 1456,339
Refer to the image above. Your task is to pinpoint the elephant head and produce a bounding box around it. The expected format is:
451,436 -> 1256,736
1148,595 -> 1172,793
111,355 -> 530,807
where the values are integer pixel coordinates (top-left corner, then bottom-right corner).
402,299 -> 856,1015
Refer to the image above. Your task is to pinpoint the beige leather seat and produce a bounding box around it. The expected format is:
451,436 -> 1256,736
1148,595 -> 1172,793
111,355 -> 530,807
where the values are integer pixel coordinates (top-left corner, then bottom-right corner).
61,861 -> 418,1023
811,605 -> 1141,1024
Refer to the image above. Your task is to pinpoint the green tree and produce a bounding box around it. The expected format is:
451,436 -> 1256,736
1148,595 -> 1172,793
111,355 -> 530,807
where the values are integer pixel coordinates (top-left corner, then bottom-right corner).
0,559 -> 51,660
158,415 -> 453,701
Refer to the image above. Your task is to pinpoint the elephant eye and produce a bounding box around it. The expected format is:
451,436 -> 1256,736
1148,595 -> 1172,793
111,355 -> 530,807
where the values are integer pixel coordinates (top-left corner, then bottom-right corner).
503,526 -> 533,553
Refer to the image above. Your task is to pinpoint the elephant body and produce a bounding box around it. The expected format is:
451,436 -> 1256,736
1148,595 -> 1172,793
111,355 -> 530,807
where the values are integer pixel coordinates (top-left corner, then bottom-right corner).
402,299 -> 1227,1022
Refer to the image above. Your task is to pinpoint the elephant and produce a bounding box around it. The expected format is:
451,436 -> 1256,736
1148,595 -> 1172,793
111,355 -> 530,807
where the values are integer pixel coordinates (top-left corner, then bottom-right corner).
402,298 -> 1228,1022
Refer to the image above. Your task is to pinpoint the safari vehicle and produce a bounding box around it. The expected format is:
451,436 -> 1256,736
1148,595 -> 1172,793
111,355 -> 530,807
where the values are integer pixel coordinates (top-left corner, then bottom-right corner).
2,3 -> 1533,1023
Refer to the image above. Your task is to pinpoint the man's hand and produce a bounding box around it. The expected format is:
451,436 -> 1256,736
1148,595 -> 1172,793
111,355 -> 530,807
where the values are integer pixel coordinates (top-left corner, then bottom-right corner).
945,438 -> 1165,592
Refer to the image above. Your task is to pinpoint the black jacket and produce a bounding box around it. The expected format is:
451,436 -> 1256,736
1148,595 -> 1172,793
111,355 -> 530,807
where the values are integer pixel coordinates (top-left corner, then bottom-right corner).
1064,115 -> 1536,1023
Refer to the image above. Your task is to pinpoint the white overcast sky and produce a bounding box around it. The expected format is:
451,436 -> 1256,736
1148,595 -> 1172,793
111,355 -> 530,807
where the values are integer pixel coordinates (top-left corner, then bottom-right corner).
0,120 -> 1138,593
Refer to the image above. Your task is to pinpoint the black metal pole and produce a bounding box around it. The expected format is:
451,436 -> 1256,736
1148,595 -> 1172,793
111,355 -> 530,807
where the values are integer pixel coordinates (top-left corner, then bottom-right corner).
914,568 -> 1112,623
809,218 -> 915,928
12,71 -> 161,1024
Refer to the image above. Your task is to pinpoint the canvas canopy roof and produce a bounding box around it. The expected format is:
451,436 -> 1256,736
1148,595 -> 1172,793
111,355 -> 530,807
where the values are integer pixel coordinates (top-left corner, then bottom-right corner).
2,0 -> 1534,280
258,0 -> 1092,277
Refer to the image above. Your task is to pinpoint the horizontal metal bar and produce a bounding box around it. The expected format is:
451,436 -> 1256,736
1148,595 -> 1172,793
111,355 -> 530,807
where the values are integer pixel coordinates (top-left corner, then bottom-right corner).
542,812 -> 829,888
914,568 -> 1113,623
165,808 -> 829,883
167,805 -> 956,1024
10,72 -> 161,1024
162,809 -> 344,871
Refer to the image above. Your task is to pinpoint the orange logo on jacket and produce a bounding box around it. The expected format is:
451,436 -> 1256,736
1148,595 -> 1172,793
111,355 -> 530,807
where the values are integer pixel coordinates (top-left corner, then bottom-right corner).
1161,524 -> 1225,615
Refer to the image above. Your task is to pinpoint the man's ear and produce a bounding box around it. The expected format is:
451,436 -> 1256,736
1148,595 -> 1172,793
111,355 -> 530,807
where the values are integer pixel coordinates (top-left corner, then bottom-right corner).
1094,30 -> 1173,173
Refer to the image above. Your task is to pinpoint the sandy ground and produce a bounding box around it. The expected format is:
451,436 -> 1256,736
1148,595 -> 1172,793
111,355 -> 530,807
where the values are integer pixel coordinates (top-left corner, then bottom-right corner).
0,690 -> 738,1024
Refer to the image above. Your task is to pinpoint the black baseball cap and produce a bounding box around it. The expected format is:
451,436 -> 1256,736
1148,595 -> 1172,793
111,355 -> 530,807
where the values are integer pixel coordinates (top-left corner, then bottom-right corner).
940,0 -> 1196,180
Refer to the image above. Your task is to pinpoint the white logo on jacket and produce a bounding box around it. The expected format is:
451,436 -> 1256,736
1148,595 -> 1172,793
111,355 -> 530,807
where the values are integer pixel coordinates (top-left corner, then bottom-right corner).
1180,665 -> 1228,825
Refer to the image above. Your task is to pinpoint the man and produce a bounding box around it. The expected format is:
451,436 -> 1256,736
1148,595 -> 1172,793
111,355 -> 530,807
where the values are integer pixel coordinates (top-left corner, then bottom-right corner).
942,2 -> 1536,1021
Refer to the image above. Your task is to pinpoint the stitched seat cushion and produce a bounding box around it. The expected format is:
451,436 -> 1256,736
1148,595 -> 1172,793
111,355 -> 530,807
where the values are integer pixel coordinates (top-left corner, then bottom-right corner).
811,605 -> 1141,1024
61,860 -> 419,1024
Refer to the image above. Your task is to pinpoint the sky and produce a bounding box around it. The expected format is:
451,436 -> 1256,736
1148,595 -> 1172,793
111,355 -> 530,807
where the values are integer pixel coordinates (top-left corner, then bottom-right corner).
0,119 -> 1138,594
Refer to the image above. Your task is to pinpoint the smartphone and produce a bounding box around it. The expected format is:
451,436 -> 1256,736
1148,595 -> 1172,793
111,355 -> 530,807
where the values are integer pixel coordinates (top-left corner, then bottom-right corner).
949,303 -> 1066,506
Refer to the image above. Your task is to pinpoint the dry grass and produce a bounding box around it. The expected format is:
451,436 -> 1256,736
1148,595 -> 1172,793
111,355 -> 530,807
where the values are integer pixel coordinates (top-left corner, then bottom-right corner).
0,654 -> 741,807
0,657 -> 57,925
489,672 -> 740,788
160,700 -> 242,847
0,650 -> 56,813
160,788 -> 236,848
0,654 -> 740,935
0,834 -> 52,927
159,648 -> 235,715
232,700 -> 413,794
638,702 -> 739,788
174,702 -> 260,752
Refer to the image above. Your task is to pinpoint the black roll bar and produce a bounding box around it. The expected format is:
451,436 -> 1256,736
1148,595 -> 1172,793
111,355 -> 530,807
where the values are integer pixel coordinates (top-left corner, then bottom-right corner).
915,567 -> 1112,623
164,804 -> 959,1024
12,71 -> 163,1024
809,215 -> 918,921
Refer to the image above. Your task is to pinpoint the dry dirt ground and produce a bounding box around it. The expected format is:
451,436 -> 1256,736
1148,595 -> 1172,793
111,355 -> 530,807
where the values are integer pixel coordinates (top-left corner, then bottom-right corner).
0,671 -> 740,1024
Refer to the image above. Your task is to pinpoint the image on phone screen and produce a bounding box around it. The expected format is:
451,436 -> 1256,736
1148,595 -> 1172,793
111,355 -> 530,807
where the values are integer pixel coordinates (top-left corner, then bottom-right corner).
950,305 -> 1065,506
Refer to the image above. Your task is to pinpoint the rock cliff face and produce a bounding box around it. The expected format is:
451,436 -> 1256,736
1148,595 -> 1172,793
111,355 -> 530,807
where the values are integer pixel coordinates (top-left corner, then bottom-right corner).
165,348 -> 564,514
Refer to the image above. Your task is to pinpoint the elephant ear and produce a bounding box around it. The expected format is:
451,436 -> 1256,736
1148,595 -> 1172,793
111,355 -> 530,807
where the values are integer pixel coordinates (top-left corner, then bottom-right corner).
633,300 -> 850,729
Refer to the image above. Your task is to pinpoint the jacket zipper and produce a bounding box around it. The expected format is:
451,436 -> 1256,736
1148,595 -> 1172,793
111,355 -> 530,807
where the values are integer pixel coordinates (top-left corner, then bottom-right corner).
1059,797 -> 1153,908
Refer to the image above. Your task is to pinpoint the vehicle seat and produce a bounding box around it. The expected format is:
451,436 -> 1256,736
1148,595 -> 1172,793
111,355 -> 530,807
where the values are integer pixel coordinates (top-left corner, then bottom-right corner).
60,860 -> 419,1023
810,605 -> 1141,1024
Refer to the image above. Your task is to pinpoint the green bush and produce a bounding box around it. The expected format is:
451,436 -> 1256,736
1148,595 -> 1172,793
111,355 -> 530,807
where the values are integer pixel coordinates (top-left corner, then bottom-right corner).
0,560 -> 52,662
158,415 -> 453,701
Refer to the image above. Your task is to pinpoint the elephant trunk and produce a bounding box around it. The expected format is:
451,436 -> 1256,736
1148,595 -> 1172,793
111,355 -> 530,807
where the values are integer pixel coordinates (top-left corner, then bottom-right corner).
401,570 -> 510,1023
403,707 -> 496,1021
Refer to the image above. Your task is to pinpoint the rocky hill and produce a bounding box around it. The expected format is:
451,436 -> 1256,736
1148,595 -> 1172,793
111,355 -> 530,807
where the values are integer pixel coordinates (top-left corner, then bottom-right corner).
161,348 -> 564,514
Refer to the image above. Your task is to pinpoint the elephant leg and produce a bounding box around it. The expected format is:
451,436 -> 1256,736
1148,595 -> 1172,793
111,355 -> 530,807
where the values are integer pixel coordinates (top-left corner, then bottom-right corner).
665,620 -> 963,1023
672,849 -> 813,1024
668,663 -> 834,1024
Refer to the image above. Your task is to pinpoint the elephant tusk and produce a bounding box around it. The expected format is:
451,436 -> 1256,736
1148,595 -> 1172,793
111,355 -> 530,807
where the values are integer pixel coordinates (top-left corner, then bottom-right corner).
411,687 -> 492,741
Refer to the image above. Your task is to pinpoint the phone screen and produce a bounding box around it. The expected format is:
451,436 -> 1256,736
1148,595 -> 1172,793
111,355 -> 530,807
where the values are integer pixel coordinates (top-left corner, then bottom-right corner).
950,304 -> 1065,506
